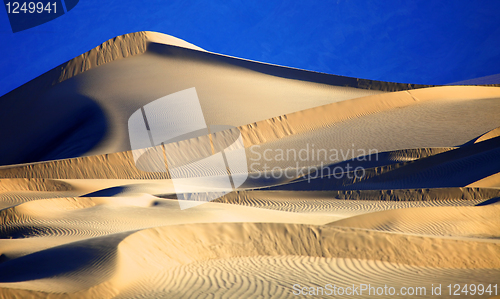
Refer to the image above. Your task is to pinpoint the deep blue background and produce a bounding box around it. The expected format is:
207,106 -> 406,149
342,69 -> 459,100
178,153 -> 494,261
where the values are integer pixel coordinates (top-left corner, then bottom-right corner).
1,0 -> 500,97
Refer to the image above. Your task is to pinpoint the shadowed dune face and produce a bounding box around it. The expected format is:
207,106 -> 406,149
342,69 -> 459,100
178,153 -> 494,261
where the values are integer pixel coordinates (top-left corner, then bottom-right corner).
0,89 -> 107,165
1,32 -> 500,298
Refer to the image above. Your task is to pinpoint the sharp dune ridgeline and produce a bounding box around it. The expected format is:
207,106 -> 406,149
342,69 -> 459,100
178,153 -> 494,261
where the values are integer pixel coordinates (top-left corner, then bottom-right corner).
1,32 -> 500,298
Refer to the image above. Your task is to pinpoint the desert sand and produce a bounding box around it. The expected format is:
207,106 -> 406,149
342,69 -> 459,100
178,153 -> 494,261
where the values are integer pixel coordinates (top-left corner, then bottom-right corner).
0,32 -> 499,298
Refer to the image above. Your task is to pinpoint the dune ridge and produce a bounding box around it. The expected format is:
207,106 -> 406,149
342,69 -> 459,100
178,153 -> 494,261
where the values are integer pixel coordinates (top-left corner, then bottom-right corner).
0,32 -> 203,104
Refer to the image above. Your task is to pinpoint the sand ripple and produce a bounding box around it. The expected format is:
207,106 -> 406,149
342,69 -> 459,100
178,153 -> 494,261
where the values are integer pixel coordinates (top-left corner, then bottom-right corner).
118,256 -> 500,299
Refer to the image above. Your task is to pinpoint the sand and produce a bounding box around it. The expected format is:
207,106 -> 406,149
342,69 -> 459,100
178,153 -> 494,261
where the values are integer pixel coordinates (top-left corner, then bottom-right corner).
0,32 -> 499,298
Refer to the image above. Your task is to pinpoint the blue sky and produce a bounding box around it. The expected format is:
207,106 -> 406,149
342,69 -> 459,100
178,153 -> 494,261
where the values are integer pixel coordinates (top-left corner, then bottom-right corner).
1,0 -> 499,97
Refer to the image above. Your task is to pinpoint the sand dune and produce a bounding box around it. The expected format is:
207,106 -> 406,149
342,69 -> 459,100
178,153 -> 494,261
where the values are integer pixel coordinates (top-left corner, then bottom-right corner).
118,256 -> 499,299
268,136 -> 500,191
330,205 -> 500,239
214,190 -> 494,214
1,85 -> 499,182
2,222 -> 499,298
0,32 -> 384,166
3,31 -> 498,167
1,31 -> 499,298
